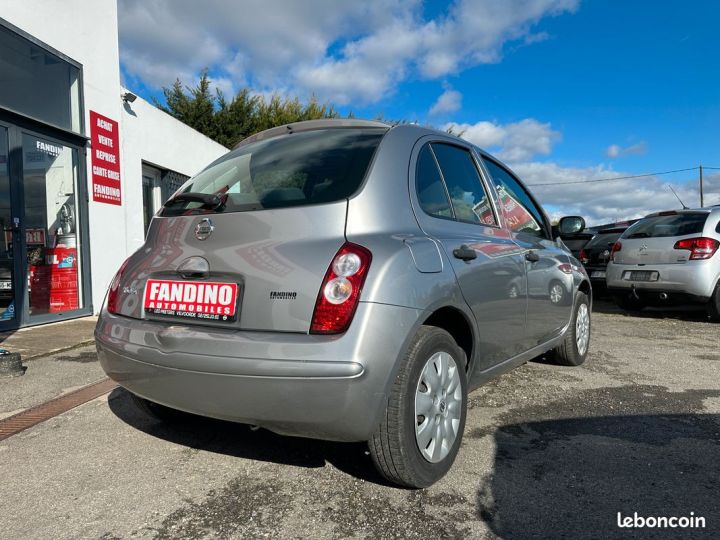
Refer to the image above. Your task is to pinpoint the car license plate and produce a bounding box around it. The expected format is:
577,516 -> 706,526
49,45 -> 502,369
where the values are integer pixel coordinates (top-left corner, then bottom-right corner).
143,279 -> 239,322
0,281 -> 12,290
590,271 -> 606,278
623,270 -> 658,282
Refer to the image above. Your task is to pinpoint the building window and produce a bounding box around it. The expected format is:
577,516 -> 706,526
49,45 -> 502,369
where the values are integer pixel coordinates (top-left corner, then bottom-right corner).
142,164 -> 189,234
0,22 -> 82,133
142,165 -> 161,235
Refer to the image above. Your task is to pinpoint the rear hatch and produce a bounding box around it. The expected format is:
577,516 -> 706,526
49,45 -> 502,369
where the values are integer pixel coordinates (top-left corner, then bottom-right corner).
613,212 -> 708,265
111,126 -> 387,332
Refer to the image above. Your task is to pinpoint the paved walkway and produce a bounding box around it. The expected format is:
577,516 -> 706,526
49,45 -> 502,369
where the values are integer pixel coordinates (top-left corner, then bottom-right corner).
0,316 -> 97,361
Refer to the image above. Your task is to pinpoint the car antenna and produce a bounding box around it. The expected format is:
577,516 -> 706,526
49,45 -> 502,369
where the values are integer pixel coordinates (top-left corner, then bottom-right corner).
666,184 -> 688,209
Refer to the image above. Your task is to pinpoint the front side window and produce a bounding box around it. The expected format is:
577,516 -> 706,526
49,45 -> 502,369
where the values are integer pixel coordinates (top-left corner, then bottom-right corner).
161,128 -> 386,216
430,144 -> 497,226
482,158 -> 546,238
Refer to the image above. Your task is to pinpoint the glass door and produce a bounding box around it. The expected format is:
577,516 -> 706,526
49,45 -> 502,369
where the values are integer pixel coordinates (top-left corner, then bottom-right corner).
0,126 -> 16,323
21,133 -> 82,319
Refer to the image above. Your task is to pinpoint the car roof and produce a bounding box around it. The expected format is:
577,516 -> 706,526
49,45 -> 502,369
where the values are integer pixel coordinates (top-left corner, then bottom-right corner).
644,207 -> 719,218
232,118 -> 482,152
233,119 -> 392,149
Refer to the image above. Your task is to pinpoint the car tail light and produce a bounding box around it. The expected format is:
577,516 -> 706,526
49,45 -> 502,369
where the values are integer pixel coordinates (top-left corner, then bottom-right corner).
673,237 -> 719,260
310,242 -> 372,334
106,258 -> 131,314
558,263 -> 574,274
579,249 -> 589,264
610,241 -> 622,261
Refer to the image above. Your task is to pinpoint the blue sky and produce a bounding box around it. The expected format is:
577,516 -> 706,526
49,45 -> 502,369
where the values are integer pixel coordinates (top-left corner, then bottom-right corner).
118,0 -> 720,223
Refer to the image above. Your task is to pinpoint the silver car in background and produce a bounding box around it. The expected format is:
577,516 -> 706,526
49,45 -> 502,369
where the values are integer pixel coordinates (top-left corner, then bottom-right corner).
96,119 -> 592,488
606,207 -> 720,320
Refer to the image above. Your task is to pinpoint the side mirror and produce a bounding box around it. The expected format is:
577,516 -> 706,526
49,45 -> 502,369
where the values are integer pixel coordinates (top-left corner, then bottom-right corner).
558,215 -> 586,235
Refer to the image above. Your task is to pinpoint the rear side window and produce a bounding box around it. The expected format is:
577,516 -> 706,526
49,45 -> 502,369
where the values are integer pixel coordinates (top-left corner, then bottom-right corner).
430,144 -> 497,226
160,128 -> 386,216
623,213 -> 708,238
416,145 -> 453,219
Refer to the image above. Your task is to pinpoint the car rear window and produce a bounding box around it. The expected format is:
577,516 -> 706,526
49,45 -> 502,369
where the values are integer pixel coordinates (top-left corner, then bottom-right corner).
584,231 -> 623,249
622,213 -> 708,239
160,128 -> 387,216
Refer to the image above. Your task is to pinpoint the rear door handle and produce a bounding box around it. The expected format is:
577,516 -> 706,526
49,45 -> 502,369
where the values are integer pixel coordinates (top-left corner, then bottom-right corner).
525,250 -> 540,262
453,244 -> 477,261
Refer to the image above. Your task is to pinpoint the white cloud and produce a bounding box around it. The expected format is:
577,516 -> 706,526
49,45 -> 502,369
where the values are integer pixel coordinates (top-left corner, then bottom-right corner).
500,119 -> 561,161
703,172 -> 720,206
447,121 -> 505,147
438,118 -> 716,223
512,162 -> 714,224
428,85 -> 462,116
445,118 -> 561,161
118,0 -> 578,104
417,0 -> 577,77
605,141 -> 647,159
294,21 -> 418,104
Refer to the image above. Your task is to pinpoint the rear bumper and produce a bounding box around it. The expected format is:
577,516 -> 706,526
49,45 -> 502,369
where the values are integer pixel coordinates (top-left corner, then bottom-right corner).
606,261 -> 718,298
95,302 -> 422,442
606,288 -> 709,306
583,265 -> 609,282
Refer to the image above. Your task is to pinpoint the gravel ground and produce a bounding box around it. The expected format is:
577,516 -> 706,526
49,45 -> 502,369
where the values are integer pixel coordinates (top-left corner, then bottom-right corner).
0,300 -> 718,539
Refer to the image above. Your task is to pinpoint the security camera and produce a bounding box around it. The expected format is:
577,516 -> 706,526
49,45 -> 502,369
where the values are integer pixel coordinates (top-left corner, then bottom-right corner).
121,91 -> 137,104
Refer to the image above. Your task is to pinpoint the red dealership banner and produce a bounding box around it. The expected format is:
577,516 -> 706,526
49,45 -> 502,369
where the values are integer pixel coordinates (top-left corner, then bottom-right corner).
90,111 -> 122,205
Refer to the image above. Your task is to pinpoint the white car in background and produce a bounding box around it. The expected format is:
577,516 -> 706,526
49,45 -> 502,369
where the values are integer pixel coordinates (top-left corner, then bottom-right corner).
606,207 -> 720,320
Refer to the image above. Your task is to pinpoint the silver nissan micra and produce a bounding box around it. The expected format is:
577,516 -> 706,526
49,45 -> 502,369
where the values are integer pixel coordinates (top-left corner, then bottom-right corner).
96,119 -> 592,488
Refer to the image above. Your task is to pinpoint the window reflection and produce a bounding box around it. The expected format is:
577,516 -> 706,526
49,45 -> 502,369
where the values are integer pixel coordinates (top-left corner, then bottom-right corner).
431,144 -> 497,226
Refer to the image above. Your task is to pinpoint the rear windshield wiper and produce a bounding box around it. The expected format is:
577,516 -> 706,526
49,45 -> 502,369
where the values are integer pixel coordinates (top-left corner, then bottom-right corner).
167,192 -> 226,210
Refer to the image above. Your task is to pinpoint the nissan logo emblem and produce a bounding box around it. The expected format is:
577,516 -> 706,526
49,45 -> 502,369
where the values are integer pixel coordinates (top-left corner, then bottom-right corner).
195,218 -> 214,240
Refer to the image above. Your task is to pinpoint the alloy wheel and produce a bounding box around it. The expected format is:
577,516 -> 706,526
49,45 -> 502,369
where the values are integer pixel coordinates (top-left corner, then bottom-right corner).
575,303 -> 590,355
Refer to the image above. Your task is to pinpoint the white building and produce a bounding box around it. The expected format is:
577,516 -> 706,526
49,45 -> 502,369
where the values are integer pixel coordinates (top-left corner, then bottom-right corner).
0,1 -> 228,329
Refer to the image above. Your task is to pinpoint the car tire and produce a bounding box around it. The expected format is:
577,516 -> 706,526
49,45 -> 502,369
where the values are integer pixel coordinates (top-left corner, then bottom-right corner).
130,392 -> 186,422
613,293 -> 645,312
708,282 -> 720,322
368,326 -> 467,488
552,291 -> 591,366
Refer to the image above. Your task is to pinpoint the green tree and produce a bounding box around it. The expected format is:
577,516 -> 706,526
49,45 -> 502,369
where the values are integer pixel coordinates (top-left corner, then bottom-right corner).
154,70 -> 216,140
213,88 -> 260,148
157,71 -> 339,148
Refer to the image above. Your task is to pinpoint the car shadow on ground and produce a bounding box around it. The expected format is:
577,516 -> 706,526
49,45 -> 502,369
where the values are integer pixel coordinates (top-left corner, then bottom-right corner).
107,387 -> 395,486
592,298 -> 711,323
473,387 -> 720,538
